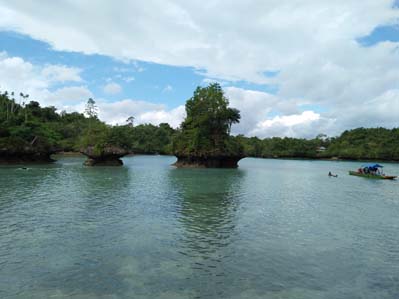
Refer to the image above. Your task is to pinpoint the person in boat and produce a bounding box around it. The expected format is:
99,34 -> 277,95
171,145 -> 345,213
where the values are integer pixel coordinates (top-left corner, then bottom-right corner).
350,164 -> 396,179
361,164 -> 384,176
328,171 -> 338,177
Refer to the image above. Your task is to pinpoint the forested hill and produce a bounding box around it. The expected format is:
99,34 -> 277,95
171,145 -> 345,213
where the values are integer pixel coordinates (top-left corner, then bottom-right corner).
1,91 -> 398,162
237,127 -> 399,161
0,92 -> 176,159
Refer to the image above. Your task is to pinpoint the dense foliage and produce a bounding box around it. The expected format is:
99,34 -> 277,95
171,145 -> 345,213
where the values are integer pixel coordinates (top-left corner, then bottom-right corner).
236,135 -> 326,158
237,128 -> 399,161
1,89 -> 398,162
172,83 -> 244,157
323,128 -> 399,160
1,92 -> 63,156
0,91 -> 176,158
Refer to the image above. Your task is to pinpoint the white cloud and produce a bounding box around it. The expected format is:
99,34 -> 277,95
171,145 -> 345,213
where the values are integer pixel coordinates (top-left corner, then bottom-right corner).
114,62 -> 144,73
0,52 -> 83,95
0,1 -> 397,83
46,86 -> 93,105
123,76 -> 135,83
260,111 -> 320,127
225,87 -> 334,138
162,84 -> 173,93
250,111 -> 323,138
225,87 -> 278,135
334,89 -> 399,130
95,100 -> 185,127
202,78 -> 228,86
131,61 -> 145,73
0,1 -> 399,137
0,52 -> 91,108
41,65 -> 82,82
138,105 -> 185,127
0,51 -> 46,92
96,99 -> 162,125
103,82 -> 122,95
0,52 -> 185,129
0,52 -> 395,138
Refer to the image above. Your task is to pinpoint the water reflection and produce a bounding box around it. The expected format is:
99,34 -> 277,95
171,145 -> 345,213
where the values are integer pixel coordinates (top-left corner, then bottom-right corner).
76,166 -> 131,208
36,166 -> 134,297
169,168 -> 246,297
2,157 -> 399,298
0,162 -> 137,298
0,164 -> 62,209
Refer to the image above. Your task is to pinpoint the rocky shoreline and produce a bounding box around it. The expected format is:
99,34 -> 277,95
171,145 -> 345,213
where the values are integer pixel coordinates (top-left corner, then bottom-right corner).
173,155 -> 244,168
0,148 -> 55,164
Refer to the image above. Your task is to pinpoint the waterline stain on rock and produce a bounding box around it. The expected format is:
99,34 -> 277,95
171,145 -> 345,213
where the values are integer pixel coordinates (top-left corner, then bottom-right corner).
81,146 -> 129,166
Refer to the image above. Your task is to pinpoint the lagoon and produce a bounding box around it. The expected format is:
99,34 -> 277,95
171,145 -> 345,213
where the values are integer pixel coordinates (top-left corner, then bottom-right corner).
1,156 -> 399,298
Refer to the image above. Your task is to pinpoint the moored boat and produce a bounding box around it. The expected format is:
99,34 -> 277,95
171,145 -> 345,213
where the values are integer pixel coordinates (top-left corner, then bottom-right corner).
349,164 -> 397,180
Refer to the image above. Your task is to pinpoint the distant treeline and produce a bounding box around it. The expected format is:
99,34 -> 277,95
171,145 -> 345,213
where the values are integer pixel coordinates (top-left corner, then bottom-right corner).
1,91 -> 398,161
0,92 -> 175,156
236,127 -> 399,161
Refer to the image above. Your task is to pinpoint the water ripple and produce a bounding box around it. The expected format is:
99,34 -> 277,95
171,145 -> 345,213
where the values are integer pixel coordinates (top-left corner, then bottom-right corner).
0,156 -> 399,298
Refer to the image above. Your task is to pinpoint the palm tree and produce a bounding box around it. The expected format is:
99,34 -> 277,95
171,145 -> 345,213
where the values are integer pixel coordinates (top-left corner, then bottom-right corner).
126,116 -> 135,127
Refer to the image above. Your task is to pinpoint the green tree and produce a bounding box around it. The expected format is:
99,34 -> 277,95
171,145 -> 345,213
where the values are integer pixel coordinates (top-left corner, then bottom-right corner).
85,98 -> 98,135
173,83 -> 242,157
126,116 -> 135,127
85,98 -> 98,119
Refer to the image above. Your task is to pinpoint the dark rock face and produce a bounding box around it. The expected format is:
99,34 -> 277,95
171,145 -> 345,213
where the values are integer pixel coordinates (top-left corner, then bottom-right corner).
83,158 -> 123,166
80,146 -> 129,166
0,148 -> 55,164
173,155 -> 244,168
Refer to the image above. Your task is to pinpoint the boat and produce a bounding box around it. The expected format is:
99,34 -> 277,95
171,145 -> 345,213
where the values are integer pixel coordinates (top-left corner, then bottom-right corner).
349,164 -> 397,180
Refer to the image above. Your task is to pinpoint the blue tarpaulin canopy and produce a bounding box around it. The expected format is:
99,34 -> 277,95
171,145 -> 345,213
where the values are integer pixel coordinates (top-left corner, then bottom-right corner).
362,163 -> 383,168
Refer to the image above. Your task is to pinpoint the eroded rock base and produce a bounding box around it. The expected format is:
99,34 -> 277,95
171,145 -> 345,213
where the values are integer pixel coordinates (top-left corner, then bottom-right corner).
83,158 -> 124,166
81,146 -> 129,167
0,153 -> 55,164
173,156 -> 243,168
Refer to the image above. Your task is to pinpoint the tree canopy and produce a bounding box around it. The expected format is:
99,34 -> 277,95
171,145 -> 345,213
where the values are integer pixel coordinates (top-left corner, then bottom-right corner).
0,92 -> 176,159
173,83 -> 243,158
1,88 -> 398,162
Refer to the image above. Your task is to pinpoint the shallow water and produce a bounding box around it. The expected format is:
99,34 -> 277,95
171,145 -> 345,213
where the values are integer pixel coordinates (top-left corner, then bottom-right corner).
0,156 -> 399,299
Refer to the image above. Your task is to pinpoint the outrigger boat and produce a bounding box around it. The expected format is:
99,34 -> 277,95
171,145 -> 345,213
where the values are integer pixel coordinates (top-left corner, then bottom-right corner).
349,164 -> 397,180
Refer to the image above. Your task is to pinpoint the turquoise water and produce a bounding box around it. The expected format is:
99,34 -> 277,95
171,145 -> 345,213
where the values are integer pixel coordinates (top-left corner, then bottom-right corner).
1,156 -> 399,299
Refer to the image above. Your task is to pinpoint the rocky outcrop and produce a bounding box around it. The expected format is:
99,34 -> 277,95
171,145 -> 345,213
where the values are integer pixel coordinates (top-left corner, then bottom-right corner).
173,155 -> 244,168
0,138 -> 55,164
0,150 -> 55,164
80,146 -> 129,166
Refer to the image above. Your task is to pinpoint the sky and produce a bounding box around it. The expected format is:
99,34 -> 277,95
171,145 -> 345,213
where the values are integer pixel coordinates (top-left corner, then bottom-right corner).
0,0 -> 398,138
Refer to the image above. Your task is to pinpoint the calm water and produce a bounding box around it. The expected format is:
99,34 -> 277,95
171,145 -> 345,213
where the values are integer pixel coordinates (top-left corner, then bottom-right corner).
1,156 -> 399,299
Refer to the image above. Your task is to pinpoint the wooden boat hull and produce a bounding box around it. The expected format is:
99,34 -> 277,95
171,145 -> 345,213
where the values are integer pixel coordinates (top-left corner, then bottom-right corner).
349,171 -> 397,180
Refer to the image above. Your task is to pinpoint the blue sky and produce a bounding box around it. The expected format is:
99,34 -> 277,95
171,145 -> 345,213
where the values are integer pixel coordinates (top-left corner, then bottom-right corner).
0,31 -> 275,108
358,25 -> 399,46
0,1 -> 398,137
